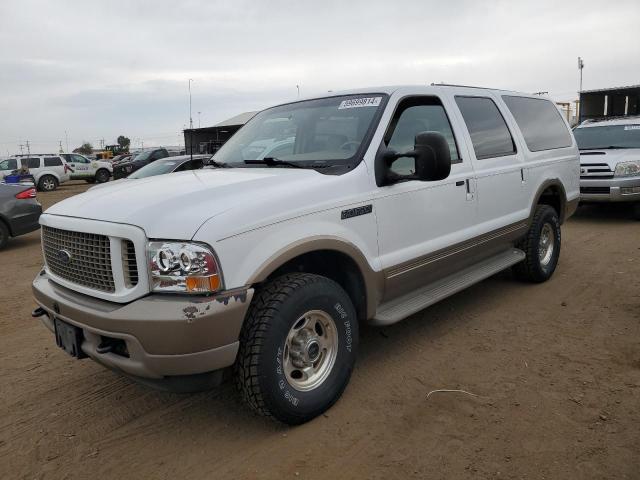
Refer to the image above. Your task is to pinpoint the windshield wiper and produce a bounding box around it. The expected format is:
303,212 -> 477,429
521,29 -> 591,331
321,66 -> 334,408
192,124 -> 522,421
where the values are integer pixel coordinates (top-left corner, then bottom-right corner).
244,157 -> 327,169
580,146 -> 630,150
207,159 -> 233,168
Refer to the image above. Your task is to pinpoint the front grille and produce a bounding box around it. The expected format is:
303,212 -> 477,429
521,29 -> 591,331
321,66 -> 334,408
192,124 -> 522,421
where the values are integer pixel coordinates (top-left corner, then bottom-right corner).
42,226 -> 115,292
581,186 -> 610,195
580,163 -> 613,179
122,240 -> 138,287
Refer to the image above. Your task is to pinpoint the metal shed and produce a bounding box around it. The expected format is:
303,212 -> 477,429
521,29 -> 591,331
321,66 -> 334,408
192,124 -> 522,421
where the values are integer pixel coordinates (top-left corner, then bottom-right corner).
184,111 -> 257,155
579,85 -> 640,123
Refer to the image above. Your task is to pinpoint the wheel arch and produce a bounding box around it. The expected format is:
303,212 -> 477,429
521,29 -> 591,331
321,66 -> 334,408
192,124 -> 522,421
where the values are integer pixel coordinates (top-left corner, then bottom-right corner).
530,179 -> 568,224
247,237 -> 383,321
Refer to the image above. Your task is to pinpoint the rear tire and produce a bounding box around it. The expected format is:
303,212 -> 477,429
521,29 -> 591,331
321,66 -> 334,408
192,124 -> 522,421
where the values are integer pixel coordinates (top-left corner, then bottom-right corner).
633,203 -> 640,221
95,169 -> 110,183
235,273 -> 358,425
38,175 -> 58,192
0,222 -> 9,250
513,205 -> 561,283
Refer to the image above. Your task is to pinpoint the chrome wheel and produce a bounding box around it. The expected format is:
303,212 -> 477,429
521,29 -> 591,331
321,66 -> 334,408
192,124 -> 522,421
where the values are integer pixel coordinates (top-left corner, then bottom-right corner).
283,309 -> 338,392
538,223 -> 555,266
41,177 -> 56,191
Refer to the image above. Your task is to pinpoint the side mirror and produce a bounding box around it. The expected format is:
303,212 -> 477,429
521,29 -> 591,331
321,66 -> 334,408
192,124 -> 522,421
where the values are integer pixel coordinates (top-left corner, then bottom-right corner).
375,131 -> 451,186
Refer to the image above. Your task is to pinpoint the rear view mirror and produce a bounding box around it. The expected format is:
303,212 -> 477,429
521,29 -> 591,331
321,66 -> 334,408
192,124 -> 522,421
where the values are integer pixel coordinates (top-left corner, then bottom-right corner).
375,131 -> 451,186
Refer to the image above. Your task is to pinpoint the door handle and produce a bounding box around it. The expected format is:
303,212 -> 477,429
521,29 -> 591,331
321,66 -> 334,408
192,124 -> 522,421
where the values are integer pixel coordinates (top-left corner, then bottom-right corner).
455,180 -> 465,186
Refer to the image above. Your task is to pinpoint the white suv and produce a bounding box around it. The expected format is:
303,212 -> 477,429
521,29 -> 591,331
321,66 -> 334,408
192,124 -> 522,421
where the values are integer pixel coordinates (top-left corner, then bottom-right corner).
1,155 -> 71,191
32,85 -> 579,424
573,116 -> 640,217
61,153 -> 113,183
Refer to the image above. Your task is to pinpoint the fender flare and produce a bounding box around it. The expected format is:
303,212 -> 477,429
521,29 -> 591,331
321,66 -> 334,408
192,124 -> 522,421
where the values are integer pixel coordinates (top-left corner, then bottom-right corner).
529,179 -> 569,224
247,236 -> 384,319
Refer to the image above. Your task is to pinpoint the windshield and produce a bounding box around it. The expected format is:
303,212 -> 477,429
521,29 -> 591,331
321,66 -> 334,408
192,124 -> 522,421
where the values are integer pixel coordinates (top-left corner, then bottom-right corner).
132,151 -> 152,162
574,124 -> 640,150
213,94 -> 387,167
128,159 -> 182,178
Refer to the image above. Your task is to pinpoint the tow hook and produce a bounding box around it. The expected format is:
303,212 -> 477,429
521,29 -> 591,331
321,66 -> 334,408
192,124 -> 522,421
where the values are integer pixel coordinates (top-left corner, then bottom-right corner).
31,307 -> 47,318
96,342 -> 114,354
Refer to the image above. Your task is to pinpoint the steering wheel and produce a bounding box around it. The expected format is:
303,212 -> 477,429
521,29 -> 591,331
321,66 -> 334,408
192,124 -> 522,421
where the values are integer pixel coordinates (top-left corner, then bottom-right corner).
340,141 -> 360,152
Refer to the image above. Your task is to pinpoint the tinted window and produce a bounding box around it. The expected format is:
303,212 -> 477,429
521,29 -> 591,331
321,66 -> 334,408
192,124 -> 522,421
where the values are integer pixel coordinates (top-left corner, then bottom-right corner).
573,124 -> 640,150
128,159 -> 180,178
386,98 -> 461,176
455,96 -> 516,159
502,96 -> 572,151
71,154 -> 88,163
44,157 -> 63,167
0,159 -> 17,170
22,157 -> 41,168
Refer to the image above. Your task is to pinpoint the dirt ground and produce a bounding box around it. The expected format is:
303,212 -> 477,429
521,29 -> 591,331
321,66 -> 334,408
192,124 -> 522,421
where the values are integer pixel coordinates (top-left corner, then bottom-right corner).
0,181 -> 638,479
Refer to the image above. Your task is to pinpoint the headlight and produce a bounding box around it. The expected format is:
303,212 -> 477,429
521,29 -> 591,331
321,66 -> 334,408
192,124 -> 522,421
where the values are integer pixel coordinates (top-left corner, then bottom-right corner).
614,160 -> 640,177
148,241 -> 223,293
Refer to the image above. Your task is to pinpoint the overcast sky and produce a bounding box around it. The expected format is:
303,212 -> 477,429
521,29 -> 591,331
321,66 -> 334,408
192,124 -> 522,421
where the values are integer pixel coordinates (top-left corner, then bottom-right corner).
1,0 -> 638,155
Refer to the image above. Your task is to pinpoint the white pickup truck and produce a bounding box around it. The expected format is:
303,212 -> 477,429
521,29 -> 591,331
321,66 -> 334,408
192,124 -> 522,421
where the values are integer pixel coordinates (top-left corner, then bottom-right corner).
32,85 -> 579,424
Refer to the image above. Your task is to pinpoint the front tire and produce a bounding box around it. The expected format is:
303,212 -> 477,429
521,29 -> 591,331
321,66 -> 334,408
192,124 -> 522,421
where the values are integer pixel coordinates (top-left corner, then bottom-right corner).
235,273 -> 358,425
38,175 -> 58,192
95,169 -> 110,183
513,205 -> 561,282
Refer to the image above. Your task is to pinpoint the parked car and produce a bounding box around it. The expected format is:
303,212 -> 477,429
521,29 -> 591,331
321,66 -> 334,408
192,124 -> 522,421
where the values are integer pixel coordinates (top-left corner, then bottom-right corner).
112,148 -> 169,179
89,155 -> 211,191
0,155 -> 70,191
111,154 -> 132,165
32,85 -> 579,424
573,116 -> 640,218
60,153 -> 112,183
0,183 -> 42,249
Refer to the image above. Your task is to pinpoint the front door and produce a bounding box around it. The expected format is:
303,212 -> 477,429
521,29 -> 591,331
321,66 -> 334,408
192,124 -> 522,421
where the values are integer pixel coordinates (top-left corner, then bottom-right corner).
374,95 -> 478,301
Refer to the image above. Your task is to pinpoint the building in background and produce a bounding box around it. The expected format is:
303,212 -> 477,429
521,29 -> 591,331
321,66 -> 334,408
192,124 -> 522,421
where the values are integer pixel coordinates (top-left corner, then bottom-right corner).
184,111 -> 257,155
579,84 -> 639,123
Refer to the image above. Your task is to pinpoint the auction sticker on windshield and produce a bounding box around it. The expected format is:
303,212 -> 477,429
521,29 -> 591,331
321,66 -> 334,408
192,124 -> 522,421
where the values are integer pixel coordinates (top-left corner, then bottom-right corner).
338,97 -> 382,109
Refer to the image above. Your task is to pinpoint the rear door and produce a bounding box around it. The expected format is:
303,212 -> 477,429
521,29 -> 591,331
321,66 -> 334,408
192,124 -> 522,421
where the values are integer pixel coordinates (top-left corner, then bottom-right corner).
0,158 -> 18,177
452,94 -> 528,233
374,95 -> 478,300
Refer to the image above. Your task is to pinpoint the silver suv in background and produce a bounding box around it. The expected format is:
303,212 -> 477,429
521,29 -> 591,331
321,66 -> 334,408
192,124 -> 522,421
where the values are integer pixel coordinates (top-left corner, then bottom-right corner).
574,117 -> 640,218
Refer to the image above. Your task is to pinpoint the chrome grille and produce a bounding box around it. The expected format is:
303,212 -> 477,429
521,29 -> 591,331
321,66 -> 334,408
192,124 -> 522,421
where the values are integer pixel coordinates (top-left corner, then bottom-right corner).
122,240 -> 138,287
580,163 -> 613,179
42,226 -> 115,292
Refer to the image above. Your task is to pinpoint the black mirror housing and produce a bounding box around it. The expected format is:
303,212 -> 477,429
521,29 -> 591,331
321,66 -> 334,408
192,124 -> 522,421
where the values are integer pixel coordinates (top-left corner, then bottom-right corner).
375,131 -> 451,186
413,131 -> 451,181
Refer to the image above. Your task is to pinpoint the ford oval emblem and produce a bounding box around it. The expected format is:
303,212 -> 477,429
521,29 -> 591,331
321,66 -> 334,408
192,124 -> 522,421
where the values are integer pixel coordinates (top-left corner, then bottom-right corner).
58,249 -> 72,265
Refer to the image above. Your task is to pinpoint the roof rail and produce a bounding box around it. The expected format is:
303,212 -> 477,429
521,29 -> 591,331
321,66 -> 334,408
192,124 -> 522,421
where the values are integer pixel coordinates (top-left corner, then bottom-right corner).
430,82 -> 502,91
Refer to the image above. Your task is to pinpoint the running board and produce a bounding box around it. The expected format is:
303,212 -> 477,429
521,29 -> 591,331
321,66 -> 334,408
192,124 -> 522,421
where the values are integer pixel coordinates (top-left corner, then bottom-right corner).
371,248 -> 525,326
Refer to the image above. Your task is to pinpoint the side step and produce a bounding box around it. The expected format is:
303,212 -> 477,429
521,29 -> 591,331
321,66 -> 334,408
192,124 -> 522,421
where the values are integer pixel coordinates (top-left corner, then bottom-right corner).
371,248 -> 525,326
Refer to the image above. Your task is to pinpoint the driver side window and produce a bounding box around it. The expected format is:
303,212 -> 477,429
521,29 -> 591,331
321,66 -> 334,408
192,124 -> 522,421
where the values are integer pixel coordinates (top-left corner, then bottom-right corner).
386,100 -> 461,176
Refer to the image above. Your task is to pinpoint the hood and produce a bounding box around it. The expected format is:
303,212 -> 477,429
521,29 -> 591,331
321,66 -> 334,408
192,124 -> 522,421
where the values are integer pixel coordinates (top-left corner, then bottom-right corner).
44,168 -> 326,238
579,148 -> 640,170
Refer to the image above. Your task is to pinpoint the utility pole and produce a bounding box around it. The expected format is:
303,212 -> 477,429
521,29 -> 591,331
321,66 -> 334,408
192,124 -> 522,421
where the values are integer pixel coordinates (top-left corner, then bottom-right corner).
59,141 -> 63,153
19,143 -> 24,155
577,57 -> 585,123
26,140 -> 31,156
65,130 -> 69,153
198,111 -> 201,128
188,78 -> 194,160
296,84 -> 300,99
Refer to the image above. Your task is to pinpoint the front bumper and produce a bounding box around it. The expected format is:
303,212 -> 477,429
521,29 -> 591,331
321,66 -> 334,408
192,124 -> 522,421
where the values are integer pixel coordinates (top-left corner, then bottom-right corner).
580,175 -> 640,202
33,271 -> 253,382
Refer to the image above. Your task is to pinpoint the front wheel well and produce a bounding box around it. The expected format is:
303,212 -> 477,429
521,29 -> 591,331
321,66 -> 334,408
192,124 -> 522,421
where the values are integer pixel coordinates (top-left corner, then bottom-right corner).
266,250 -> 367,321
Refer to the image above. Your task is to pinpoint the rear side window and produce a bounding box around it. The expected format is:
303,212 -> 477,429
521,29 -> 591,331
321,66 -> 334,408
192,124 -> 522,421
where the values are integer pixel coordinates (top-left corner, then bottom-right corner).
22,157 -> 41,168
502,96 -> 572,151
44,157 -> 63,167
455,96 -> 516,159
